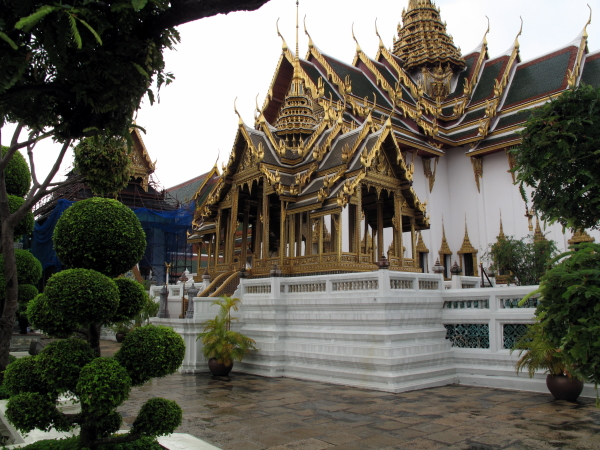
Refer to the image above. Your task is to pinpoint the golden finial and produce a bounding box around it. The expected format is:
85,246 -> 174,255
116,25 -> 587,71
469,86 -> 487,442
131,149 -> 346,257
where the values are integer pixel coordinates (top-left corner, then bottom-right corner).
295,0 -> 299,59
276,18 -> 288,52
233,97 -> 243,125
534,215 -> 545,242
352,23 -> 361,53
514,16 -> 523,49
498,211 -> 505,239
584,4 -> 592,38
303,15 -> 314,49
483,16 -> 490,45
375,18 -> 384,49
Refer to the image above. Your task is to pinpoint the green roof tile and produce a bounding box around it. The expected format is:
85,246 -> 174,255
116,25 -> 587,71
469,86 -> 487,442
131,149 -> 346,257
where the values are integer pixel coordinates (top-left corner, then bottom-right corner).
448,55 -> 477,100
581,56 -> 600,88
495,109 -> 532,130
504,49 -> 573,107
462,108 -> 486,123
470,60 -> 503,104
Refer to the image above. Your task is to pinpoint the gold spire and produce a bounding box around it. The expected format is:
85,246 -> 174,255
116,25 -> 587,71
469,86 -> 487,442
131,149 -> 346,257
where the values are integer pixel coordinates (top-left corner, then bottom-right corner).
568,229 -> 595,247
274,1 -> 318,148
458,218 -> 477,254
534,216 -> 545,242
439,218 -> 452,255
394,0 -> 466,72
498,212 -> 506,240
416,231 -> 429,253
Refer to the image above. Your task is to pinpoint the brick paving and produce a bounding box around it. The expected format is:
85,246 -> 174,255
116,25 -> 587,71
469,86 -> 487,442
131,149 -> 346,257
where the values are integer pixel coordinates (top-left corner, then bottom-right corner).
105,335 -> 600,450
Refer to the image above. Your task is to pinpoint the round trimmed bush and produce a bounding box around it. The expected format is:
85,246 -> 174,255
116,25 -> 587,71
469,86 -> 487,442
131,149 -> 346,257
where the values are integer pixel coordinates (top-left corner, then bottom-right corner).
18,284 -> 38,304
0,250 -> 42,295
96,410 -> 123,438
6,392 -> 60,434
115,325 -> 185,386
112,278 -> 148,323
26,294 -> 78,338
36,339 -> 95,395
74,136 -> 131,196
1,146 -> 31,197
4,356 -> 52,397
8,195 -> 34,240
44,269 -> 119,326
132,398 -> 182,437
76,358 -> 131,414
53,198 -> 146,277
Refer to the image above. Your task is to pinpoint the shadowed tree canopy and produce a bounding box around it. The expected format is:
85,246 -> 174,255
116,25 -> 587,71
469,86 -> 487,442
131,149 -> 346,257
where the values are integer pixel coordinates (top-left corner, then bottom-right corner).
513,85 -> 600,231
0,0 -> 271,140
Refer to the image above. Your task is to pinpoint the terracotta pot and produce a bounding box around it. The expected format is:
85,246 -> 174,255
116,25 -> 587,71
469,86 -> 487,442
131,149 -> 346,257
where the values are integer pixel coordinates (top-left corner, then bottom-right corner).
208,358 -> 233,376
115,332 -> 127,343
546,374 -> 584,402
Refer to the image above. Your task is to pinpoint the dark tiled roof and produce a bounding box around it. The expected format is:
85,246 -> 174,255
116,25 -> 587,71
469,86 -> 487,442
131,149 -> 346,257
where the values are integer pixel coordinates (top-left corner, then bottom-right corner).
476,132 -> 520,150
504,48 -> 574,108
324,55 -> 392,108
371,59 -> 398,89
447,55 -> 477,100
581,54 -> 600,88
495,109 -> 532,130
168,172 -> 211,205
301,61 -> 341,101
302,178 -> 325,195
445,127 -> 478,141
320,131 -> 360,171
462,108 -> 486,123
470,59 -> 504,104
250,132 -> 278,165
194,174 -> 220,208
442,106 -> 454,116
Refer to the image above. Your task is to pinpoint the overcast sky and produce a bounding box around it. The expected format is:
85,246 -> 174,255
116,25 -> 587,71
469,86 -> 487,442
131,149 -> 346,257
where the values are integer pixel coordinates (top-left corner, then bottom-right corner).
5,0 -> 600,192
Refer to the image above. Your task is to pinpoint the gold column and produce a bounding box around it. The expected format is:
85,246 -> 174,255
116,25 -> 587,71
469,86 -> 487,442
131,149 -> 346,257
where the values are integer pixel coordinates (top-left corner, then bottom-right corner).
289,213 -> 295,257
215,212 -> 221,267
377,199 -> 384,260
337,214 -> 342,262
411,217 -> 417,263
241,203 -> 249,269
318,218 -> 323,264
227,185 -> 239,266
254,195 -> 262,259
280,201 -> 285,267
394,191 -> 403,267
262,189 -> 269,260
295,214 -> 302,257
307,214 -> 313,256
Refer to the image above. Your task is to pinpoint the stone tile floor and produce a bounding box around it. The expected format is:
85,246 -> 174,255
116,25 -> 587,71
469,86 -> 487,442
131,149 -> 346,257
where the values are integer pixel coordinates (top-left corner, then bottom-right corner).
104,342 -> 600,450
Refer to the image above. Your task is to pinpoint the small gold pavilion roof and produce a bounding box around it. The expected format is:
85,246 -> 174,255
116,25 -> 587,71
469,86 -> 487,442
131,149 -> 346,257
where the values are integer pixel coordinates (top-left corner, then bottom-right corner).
393,0 -> 466,72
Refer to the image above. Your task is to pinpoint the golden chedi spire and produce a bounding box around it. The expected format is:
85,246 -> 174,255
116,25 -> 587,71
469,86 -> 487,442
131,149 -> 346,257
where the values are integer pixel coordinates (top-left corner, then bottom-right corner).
394,0 -> 466,74
274,1 -> 318,149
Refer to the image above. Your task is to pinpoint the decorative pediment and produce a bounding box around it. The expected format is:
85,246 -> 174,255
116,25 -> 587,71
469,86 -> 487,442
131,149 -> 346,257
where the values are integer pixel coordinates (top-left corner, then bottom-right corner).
130,129 -> 156,191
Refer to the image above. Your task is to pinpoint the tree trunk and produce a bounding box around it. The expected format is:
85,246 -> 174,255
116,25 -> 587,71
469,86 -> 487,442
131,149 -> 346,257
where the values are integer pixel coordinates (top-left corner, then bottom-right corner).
0,196 -> 18,374
79,407 -> 98,449
89,323 -> 101,357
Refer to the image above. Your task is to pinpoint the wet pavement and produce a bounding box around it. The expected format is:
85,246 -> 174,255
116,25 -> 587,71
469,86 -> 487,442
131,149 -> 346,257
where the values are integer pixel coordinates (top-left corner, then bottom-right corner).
104,337 -> 600,450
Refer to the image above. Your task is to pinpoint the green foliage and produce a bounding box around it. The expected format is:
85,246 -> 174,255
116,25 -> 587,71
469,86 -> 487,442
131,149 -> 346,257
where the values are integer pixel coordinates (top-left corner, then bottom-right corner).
4,355 -> 52,397
197,297 -> 257,367
0,250 -> 42,294
535,243 -> 600,386
112,278 -> 148,324
76,358 -> 131,415
53,198 -> 146,277
8,194 -> 34,241
0,2 -> 179,140
511,321 -> 570,378
0,354 -> 18,399
6,392 -> 60,433
132,397 -> 182,437
484,235 -> 558,286
96,411 -> 123,438
17,283 -> 38,315
0,146 -> 31,197
513,85 -> 600,230
115,325 -> 185,386
36,339 -> 95,395
74,136 -> 132,196
26,294 -> 78,338
44,268 -> 120,327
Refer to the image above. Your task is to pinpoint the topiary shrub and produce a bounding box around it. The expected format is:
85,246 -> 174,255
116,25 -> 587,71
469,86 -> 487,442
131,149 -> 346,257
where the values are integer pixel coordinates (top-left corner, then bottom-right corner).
6,392 -> 62,433
35,339 -> 95,395
112,278 -> 148,324
74,136 -> 132,197
1,146 -> 31,197
8,195 -> 34,241
0,250 -> 42,295
53,198 -> 146,277
26,294 -> 78,338
18,284 -> 38,305
44,269 -> 119,327
4,355 -> 53,398
115,325 -> 185,386
76,358 -> 131,415
132,398 -> 182,437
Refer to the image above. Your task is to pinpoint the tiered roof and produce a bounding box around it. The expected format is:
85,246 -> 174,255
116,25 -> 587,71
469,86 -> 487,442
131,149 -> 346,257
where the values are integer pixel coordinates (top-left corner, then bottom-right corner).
193,1 -> 597,229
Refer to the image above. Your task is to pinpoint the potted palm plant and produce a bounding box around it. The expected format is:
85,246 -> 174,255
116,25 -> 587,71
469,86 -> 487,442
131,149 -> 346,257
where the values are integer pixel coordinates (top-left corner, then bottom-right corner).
197,296 -> 257,376
512,321 -> 584,402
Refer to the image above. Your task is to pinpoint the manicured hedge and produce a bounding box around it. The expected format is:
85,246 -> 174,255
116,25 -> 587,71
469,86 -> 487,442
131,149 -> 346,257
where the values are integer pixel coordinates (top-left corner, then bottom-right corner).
53,198 -> 146,277
112,278 -> 148,323
1,145 -> 31,197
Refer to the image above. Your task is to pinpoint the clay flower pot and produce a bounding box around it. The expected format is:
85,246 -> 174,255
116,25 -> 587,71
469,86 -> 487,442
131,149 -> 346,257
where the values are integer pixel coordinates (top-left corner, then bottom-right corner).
208,358 -> 233,377
546,374 -> 584,402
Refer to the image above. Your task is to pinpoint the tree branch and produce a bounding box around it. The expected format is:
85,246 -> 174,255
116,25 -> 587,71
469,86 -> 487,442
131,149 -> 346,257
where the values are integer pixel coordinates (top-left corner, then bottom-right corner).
142,0 -> 271,37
